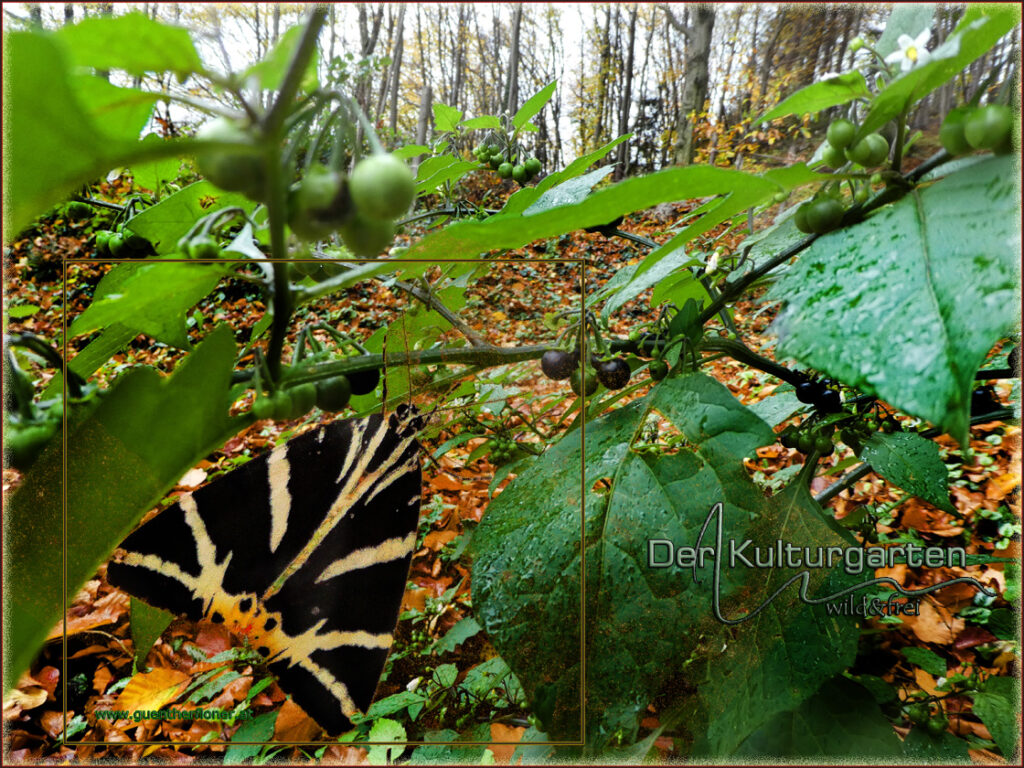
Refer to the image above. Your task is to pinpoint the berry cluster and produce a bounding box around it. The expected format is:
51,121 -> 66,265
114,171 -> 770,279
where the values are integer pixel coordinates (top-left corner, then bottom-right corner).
473,143 -> 542,185
539,349 -> 634,396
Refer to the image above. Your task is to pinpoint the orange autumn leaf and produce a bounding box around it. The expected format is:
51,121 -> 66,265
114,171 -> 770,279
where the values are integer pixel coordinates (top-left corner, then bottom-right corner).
47,590 -> 129,641
114,668 -> 189,714
489,723 -> 524,763
986,471 -> 1020,501
274,698 -> 321,742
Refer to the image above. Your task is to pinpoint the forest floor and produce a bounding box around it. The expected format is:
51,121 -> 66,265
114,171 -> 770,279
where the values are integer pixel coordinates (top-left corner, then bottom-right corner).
2,160 -> 1019,763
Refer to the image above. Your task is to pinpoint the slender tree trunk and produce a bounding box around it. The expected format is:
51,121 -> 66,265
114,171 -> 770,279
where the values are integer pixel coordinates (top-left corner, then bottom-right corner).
504,4 -> 523,115
414,84 -> 432,172
388,5 -> 407,145
64,3 -> 73,25
614,6 -> 638,179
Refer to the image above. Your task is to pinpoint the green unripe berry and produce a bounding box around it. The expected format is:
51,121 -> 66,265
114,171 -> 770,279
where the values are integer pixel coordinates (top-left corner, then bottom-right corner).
821,143 -> 847,169
338,214 -> 396,257
348,154 -> 416,220
826,119 -> 857,149
940,107 -> 974,156
963,104 -> 1013,152
195,117 -> 264,199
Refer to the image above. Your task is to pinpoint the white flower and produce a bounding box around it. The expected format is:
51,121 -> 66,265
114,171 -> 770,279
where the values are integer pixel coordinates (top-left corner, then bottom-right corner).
885,30 -> 932,72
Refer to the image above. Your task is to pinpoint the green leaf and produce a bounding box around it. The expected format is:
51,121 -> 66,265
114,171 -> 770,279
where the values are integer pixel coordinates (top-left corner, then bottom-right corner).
459,116 -> 502,131
900,727 -> 970,761
627,170 -> 780,282
755,71 -> 871,123
72,75 -> 160,144
68,259 -> 231,349
769,157 -> 1018,446
900,646 -> 947,676
2,32 -> 134,236
7,305 -> 39,318
732,678 -> 904,758
407,166 -> 775,265
513,80 -> 557,131
126,180 -> 259,254
749,389 -> 802,428
876,5 -> 935,58
129,598 -> 174,666
432,103 -> 463,133
4,326 -> 240,691
55,11 -> 203,78
367,718 -> 407,764
130,134 -> 188,195
433,617 -> 481,654
691,480 -> 859,755
474,374 -> 857,745
859,432 -> 955,512
857,8 -> 1019,141
243,24 -> 318,94
224,711 -> 277,763
415,155 -> 479,196
392,144 -> 430,160
433,663 -> 459,688
523,166 -> 614,215
355,690 -> 426,722
972,676 -> 1018,759
189,670 -> 243,704
602,246 -> 704,319
502,134 -> 632,216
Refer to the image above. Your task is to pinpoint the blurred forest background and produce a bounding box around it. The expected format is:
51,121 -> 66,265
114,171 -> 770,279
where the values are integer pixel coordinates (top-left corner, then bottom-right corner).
8,3 -> 1018,173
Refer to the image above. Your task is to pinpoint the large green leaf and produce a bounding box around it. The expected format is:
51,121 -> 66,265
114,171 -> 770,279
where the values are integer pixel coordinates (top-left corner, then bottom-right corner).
3,32 -> 133,237
857,8 -> 1019,141
756,71 -> 871,124
2,31 -> 185,237
625,170 -> 779,282
55,11 -> 203,78
690,481 -> 860,755
731,678 -> 903,758
860,432 -> 955,512
4,326 -> 241,690
126,181 -> 260,254
971,676 -> 1018,759
407,166 -> 776,265
768,156 -> 1019,445
522,166 -> 615,216
68,259 -> 232,349
499,134 -> 632,216
71,75 -> 160,145
473,374 -> 859,747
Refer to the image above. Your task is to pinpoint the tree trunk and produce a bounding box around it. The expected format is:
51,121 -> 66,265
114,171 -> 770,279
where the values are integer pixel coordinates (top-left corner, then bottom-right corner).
388,5 -> 407,145
504,4 -> 523,115
64,3 -> 73,25
614,6 -> 638,179
664,6 -> 715,165
414,84 -> 433,172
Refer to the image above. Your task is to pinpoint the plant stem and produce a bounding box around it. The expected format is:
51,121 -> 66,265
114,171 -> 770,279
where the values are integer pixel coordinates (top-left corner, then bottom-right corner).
260,7 -> 327,380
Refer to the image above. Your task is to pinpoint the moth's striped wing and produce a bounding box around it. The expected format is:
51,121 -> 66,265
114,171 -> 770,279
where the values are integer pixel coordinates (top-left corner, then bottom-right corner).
107,412 -> 421,735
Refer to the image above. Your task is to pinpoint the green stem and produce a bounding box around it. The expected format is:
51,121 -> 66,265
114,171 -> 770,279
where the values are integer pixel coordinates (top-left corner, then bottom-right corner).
260,8 -> 327,380
892,108 -> 908,173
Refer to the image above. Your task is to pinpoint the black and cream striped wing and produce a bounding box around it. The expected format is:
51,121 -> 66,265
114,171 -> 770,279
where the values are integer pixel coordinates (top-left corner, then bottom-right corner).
107,411 -> 421,736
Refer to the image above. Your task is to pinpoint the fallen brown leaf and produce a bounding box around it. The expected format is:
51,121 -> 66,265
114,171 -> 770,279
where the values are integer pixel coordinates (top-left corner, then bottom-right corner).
274,698 -> 322,742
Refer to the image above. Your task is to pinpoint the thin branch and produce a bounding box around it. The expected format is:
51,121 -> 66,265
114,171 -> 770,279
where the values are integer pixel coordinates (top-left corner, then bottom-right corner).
392,278 -> 487,347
